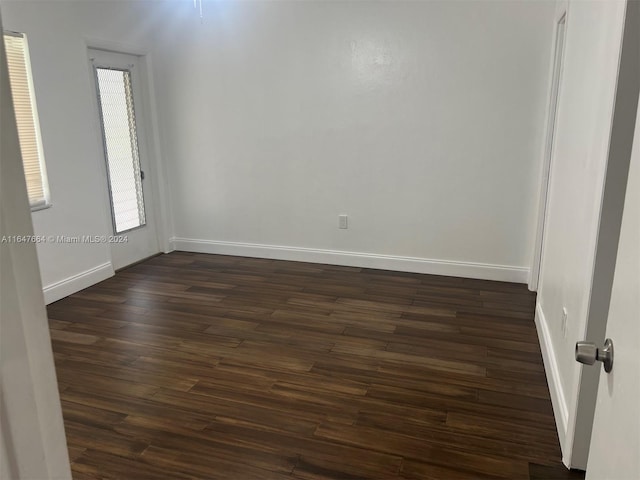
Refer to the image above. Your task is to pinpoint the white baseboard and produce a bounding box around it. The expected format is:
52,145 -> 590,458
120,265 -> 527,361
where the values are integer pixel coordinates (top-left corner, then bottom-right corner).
535,302 -> 569,451
43,262 -> 114,305
170,237 -> 529,283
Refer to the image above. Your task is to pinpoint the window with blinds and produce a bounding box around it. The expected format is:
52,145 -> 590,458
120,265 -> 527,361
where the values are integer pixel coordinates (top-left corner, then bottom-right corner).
94,67 -> 147,233
3,32 -> 50,209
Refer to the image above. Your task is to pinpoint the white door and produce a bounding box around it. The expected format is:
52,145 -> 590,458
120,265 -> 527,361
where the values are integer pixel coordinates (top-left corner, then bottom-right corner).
89,49 -> 159,270
585,101 -> 640,479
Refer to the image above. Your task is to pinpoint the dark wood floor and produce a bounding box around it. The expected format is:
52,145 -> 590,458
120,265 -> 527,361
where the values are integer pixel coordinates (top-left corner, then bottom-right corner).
47,252 -> 584,479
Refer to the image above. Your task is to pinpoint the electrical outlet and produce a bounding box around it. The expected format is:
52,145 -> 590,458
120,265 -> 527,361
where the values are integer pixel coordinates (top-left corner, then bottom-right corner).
338,215 -> 348,229
561,307 -> 568,338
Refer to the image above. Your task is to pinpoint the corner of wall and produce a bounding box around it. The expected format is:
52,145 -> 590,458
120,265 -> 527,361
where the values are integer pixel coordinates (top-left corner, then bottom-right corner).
43,262 -> 114,305
167,237 -> 176,253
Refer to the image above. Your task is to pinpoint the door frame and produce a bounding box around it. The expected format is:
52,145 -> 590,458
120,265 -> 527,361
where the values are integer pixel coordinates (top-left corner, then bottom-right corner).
1,9 -> 71,478
529,1 -> 569,292
83,38 -> 173,264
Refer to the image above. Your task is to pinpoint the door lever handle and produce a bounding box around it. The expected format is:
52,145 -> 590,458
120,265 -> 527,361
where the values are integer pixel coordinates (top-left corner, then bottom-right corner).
575,338 -> 614,373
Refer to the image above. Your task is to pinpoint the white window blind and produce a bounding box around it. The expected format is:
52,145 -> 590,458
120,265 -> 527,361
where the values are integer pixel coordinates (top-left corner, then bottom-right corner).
95,67 -> 146,233
3,32 -> 50,209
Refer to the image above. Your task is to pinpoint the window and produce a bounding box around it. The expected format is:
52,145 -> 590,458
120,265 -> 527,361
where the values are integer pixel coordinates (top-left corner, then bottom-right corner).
3,32 -> 50,210
94,67 -> 146,233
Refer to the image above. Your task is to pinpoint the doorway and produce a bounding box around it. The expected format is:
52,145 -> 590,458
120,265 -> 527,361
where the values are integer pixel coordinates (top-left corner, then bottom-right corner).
89,49 -> 160,270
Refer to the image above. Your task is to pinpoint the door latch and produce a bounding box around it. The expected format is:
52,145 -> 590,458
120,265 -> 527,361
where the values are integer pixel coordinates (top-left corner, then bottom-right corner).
575,338 -> 614,373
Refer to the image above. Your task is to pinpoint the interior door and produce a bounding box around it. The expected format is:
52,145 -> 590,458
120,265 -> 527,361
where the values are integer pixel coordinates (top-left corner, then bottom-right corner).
89,48 -> 159,270
585,101 -> 640,479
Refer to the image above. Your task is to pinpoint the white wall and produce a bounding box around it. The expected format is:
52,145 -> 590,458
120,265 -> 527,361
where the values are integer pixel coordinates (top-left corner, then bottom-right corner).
1,0 -> 167,303
534,0 -> 629,467
156,0 -> 555,282
3,0 -> 556,299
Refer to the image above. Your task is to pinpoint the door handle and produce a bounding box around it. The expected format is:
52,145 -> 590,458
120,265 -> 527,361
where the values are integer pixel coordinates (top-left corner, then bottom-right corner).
575,338 -> 614,373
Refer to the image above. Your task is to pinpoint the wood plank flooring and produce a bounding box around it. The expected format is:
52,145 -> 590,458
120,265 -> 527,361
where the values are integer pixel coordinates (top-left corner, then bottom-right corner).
47,252 -> 585,479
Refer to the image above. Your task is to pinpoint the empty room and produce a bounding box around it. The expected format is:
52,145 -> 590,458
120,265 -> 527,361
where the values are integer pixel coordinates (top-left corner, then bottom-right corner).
1,0 -> 638,479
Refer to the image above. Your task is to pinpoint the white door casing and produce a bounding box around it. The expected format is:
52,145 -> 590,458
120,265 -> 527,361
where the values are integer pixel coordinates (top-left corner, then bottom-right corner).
0,9 -> 71,479
529,1 -> 568,292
